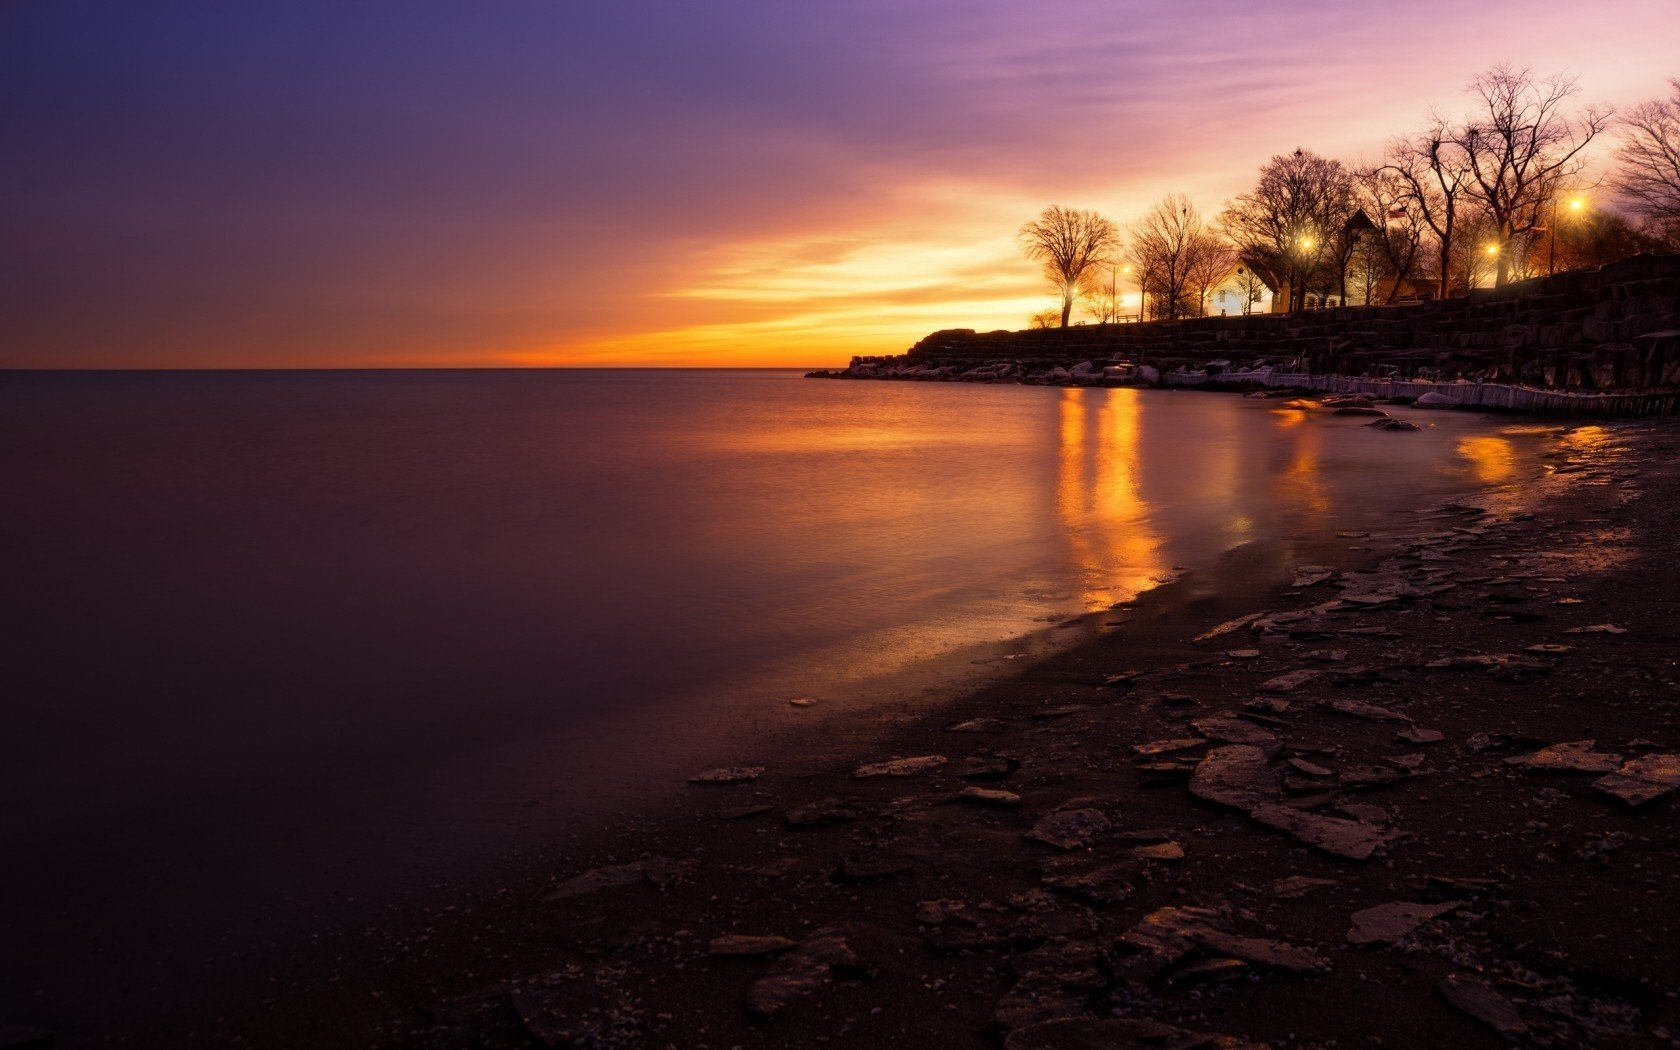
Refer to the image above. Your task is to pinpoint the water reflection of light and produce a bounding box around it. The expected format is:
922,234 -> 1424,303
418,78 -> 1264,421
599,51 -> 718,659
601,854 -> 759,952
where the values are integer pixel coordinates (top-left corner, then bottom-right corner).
1273,411 -> 1330,518
1458,435 -> 1517,484
1055,389 -> 1164,608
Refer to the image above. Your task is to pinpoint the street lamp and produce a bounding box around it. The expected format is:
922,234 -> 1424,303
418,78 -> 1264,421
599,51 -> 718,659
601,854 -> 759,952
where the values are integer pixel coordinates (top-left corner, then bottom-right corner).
1547,195 -> 1585,276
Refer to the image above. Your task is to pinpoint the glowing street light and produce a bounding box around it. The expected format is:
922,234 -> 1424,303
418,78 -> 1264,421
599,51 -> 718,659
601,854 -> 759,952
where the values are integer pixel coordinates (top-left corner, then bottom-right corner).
1548,195 -> 1587,275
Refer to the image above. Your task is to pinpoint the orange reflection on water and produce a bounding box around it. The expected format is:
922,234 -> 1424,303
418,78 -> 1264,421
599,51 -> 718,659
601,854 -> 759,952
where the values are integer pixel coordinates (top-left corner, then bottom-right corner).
1458,435 -> 1518,485
1055,388 -> 1164,607
1271,410 -> 1330,519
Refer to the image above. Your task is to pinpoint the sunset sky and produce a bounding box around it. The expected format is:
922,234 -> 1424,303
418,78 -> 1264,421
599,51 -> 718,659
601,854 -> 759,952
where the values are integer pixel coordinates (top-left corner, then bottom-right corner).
3,1 -> 1677,369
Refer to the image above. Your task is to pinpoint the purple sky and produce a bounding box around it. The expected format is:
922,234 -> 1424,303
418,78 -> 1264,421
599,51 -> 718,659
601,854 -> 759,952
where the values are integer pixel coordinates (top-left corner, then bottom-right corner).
3,0 -> 1676,367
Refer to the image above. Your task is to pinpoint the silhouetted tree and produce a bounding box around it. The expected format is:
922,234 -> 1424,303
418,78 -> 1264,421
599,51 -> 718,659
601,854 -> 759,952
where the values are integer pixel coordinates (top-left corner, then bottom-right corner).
1018,206 -> 1121,328
1458,65 -> 1611,285
1218,149 -> 1355,312
1383,118 -> 1474,300
1613,78 -> 1680,248
1354,167 -> 1426,302
1127,195 -> 1212,320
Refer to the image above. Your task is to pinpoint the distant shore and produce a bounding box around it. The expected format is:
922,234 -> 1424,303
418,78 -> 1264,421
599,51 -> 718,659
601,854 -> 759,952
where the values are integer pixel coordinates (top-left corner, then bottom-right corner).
116,414 -> 1680,1048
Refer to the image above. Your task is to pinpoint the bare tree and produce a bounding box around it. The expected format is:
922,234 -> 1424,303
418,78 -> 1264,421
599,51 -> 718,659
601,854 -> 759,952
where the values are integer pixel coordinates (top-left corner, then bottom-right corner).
1217,150 -> 1355,312
1231,264 -> 1270,315
1355,166 -> 1426,302
1126,195 -> 1211,321
1027,309 -> 1061,330
1383,118 -> 1474,299
1017,206 -> 1121,328
1185,233 -> 1237,317
1613,78 -> 1680,247
1077,260 -> 1125,325
1458,65 -> 1611,285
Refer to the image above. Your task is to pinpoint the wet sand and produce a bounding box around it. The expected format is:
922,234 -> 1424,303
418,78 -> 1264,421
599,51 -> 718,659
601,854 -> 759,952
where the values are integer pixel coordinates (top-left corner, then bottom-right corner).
83,412 -> 1678,1049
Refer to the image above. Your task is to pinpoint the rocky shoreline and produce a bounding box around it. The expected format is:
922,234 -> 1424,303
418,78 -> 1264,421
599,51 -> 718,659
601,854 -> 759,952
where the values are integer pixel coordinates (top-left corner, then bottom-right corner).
131,417 -> 1680,1049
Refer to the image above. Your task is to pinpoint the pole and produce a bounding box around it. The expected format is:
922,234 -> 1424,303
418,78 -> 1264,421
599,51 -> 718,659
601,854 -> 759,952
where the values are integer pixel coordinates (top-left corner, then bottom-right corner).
1548,196 -> 1558,276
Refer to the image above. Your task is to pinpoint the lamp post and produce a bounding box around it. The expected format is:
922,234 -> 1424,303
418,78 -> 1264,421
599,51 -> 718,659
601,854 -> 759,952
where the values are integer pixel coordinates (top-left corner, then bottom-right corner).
1547,196 -> 1584,276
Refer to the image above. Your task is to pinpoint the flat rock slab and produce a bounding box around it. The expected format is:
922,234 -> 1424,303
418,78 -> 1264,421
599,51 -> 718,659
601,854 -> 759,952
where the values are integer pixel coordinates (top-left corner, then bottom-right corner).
1563,623 -> 1627,634
947,718 -> 1010,733
1189,745 -> 1279,810
1133,737 -> 1208,757
1114,906 -> 1323,987
1258,670 -> 1322,694
1025,808 -> 1112,850
1248,804 -> 1397,861
1039,858 -> 1136,905
853,755 -> 946,778
1512,739 -> 1623,774
783,797 -> 867,828
1438,974 -> 1528,1035
1347,901 -> 1459,944
746,929 -> 865,1017
708,934 -> 796,957
1133,841 -> 1185,862
545,857 -> 680,900
1593,754 -> 1680,807
994,940 -> 1106,1031
1398,727 -> 1445,744
1272,876 -> 1338,899
956,786 -> 1022,807
1192,613 -> 1261,643
1320,697 -> 1410,722
1191,716 -> 1279,749
688,766 -> 765,784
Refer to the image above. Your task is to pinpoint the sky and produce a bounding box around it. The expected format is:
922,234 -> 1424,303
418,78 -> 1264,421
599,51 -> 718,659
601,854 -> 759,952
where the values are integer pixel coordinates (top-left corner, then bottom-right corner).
3,1 -> 1677,369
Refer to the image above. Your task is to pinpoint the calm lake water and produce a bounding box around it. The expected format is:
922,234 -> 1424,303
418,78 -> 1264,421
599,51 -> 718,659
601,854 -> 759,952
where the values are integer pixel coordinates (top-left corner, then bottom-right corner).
0,368 -> 1550,1035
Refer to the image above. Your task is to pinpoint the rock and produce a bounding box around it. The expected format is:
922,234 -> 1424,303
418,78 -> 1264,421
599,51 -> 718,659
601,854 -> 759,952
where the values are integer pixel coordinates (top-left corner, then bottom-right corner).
787,696 -> 818,708
1113,906 -> 1322,986
545,858 -> 675,900
1346,901 -> 1459,944
1398,727 -> 1445,745
746,929 -> 866,1017
853,755 -> 946,778
688,766 -> 765,784
1004,1017 -> 1261,1049
1033,705 -> 1093,720
717,803 -> 775,820
1288,758 -> 1335,778
1563,623 -> 1626,634
1593,754 -> 1680,807
1438,974 -> 1528,1036
1320,697 -> 1410,722
1039,858 -> 1136,904
1292,565 -> 1336,587
947,717 -> 1009,733
956,786 -> 1022,807
1247,804 -> 1398,861
783,797 -> 866,828
994,940 -> 1105,1030
1258,669 -> 1321,694
1367,418 -> 1420,431
1192,613 -> 1262,642
1512,740 -> 1623,774
1191,715 -> 1279,749
1271,876 -> 1338,899
1133,841 -> 1185,862
1334,406 -> 1387,416
1189,745 -> 1279,809
1132,737 -> 1208,757
1525,643 -> 1574,654
1226,648 -> 1262,659
708,934 -> 797,957
1412,391 -> 1460,408
1025,808 -> 1112,850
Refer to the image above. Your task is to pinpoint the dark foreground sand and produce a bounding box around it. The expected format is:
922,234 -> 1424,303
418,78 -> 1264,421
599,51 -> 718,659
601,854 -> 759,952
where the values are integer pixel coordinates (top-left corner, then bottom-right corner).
95,415 -> 1680,1049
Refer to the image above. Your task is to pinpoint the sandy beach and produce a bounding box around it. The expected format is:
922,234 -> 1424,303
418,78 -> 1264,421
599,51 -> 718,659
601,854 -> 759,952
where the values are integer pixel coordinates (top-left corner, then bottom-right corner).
106,408 -> 1676,1050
